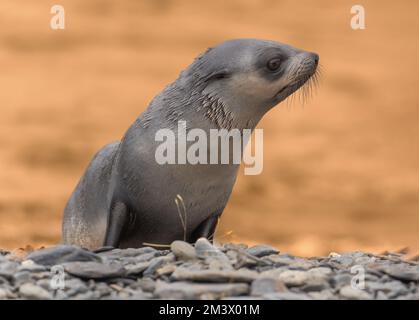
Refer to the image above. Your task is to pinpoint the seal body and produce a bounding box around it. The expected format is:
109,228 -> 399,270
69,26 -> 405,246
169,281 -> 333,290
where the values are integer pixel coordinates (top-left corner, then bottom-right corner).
62,39 -> 319,249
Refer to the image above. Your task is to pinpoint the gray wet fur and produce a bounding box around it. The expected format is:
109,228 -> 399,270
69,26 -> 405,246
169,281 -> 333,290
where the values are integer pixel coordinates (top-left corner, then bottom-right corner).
62,39 -> 319,249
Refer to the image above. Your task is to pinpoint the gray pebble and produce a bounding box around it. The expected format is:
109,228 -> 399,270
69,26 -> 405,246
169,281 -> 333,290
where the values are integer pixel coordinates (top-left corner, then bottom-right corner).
251,278 -> 287,296
195,238 -> 229,262
171,241 -> 197,261
63,261 -> 126,279
125,261 -> 152,276
246,245 -> 279,257
143,255 -> 175,278
27,245 -> 101,266
171,267 -> 258,283
367,280 -> 408,297
266,254 -> 316,269
278,270 -> 310,286
379,265 -> 419,282
19,283 -> 51,299
18,260 -> 47,272
14,271 -> 32,285
155,280 -> 249,299
263,292 -> 312,300
309,290 -> 337,300
339,285 -> 373,300
130,278 -> 156,293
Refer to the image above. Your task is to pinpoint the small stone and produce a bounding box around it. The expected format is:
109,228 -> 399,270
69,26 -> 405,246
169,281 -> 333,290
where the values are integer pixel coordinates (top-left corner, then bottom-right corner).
156,264 -> 176,276
331,273 -> 352,288
125,261 -> 152,276
246,245 -> 279,257
329,252 -> 341,258
155,280 -> 249,299
366,280 -> 408,297
14,271 -> 32,284
195,238 -> 229,261
0,288 -> 8,299
98,247 -> 157,259
143,255 -> 175,277
134,252 -> 161,263
171,267 -> 258,283
19,283 -> 52,300
72,291 -> 96,300
354,256 -> 377,266
266,254 -> 316,269
339,285 -> 373,300
300,267 -> 332,292
171,241 -> 197,261
63,278 -> 88,295
27,245 -> 101,266
36,279 -> 52,291
309,290 -> 337,300
18,260 -> 47,272
63,261 -> 126,279
263,292 -> 312,300
222,296 -> 263,300
250,278 -> 287,296
308,267 -> 332,276
301,280 -> 329,292
379,265 -> 419,282
278,270 -> 309,286
130,278 -> 156,293
0,261 -> 19,281
376,291 -> 388,300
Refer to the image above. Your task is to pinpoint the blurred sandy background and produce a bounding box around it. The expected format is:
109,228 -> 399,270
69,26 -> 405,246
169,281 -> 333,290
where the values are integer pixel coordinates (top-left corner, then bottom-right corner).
0,0 -> 418,256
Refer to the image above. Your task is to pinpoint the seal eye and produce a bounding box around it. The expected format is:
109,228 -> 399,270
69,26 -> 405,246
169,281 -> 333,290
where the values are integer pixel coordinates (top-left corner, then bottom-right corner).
267,58 -> 281,71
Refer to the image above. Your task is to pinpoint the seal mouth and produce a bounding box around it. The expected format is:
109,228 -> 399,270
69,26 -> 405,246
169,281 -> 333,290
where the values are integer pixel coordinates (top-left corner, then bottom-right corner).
275,65 -> 320,103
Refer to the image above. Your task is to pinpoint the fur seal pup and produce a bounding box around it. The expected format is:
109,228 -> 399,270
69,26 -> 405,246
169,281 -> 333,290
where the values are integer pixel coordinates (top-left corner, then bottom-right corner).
62,39 -> 319,249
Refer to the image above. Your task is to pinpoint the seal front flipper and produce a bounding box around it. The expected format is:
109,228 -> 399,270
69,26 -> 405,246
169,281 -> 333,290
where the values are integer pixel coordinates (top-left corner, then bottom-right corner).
104,202 -> 128,247
191,214 -> 220,243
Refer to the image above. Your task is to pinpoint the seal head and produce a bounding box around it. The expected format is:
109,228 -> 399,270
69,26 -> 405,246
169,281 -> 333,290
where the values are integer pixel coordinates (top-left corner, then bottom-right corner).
181,39 -> 319,127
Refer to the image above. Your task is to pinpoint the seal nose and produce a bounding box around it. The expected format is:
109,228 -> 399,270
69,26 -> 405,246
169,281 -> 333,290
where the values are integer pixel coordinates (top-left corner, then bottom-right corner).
310,52 -> 319,66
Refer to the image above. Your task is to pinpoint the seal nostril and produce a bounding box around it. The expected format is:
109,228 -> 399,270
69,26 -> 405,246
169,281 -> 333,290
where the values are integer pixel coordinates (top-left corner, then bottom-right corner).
311,53 -> 319,66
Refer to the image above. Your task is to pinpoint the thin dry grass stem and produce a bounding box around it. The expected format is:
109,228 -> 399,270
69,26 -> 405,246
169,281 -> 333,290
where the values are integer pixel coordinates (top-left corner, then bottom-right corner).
214,230 -> 234,243
142,242 -> 171,248
175,194 -> 187,241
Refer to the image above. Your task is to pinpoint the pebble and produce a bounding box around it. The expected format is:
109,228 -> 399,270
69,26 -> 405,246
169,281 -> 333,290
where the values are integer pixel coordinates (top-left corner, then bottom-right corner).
195,238 -> 229,261
19,283 -> 51,299
27,245 -> 101,266
266,254 -> 316,269
143,256 -> 173,277
309,290 -> 337,300
339,285 -> 373,300
171,241 -> 197,261
125,261 -> 152,276
63,261 -> 126,279
246,245 -> 279,257
250,278 -> 287,296
171,267 -> 258,283
0,288 -> 8,299
18,260 -> 47,272
379,265 -> 419,282
263,292 -> 312,300
366,280 -> 408,297
278,270 -> 310,286
155,280 -> 249,299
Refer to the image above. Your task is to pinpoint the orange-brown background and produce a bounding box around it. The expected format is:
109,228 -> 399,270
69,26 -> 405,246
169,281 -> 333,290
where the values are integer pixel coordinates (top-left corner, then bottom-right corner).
1,0 -> 418,256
